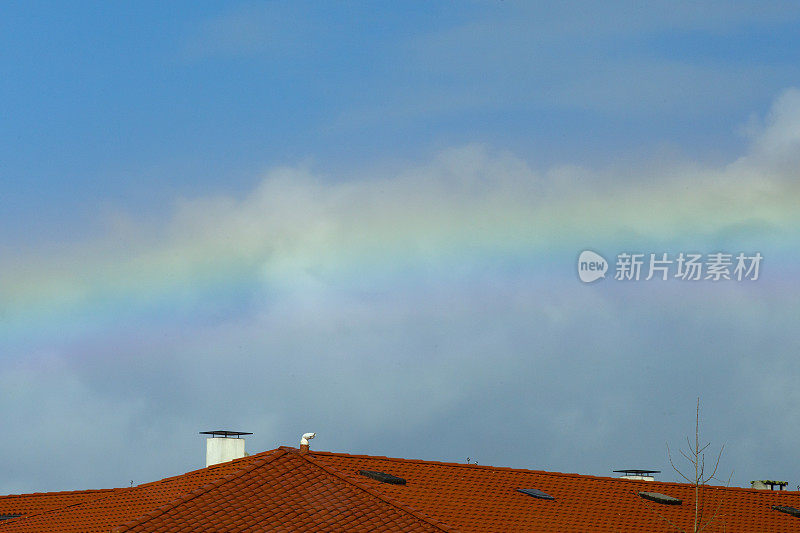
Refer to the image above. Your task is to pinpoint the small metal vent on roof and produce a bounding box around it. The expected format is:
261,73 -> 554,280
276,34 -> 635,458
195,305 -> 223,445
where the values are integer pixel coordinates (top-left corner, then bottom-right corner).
517,488 -> 555,500
772,505 -> 800,518
638,491 -> 682,505
358,470 -> 406,485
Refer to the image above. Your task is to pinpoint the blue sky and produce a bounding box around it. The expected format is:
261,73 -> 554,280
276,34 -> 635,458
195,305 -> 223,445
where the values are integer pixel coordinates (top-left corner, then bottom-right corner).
2,1 -> 800,493
5,1 -> 800,242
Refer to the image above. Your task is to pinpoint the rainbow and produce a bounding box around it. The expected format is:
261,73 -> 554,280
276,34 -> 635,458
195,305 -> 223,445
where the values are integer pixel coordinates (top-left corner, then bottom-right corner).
2,145 -> 799,349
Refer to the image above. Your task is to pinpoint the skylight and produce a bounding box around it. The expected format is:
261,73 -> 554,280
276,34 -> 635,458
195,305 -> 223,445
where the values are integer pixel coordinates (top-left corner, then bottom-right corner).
772,505 -> 800,518
638,491 -> 682,505
517,488 -> 555,500
358,470 -> 406,485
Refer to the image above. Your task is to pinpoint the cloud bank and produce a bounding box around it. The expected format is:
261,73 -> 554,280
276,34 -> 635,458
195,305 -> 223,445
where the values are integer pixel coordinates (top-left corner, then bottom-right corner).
1,89 -> 800,492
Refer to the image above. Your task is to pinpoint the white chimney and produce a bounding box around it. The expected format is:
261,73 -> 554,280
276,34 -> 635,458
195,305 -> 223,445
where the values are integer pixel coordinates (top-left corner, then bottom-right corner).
200,430 -> 252,467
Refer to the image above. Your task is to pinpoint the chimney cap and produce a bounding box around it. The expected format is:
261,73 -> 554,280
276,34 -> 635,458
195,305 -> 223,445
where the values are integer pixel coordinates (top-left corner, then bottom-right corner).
200,430 -> 253,438
614,469 -> 660,481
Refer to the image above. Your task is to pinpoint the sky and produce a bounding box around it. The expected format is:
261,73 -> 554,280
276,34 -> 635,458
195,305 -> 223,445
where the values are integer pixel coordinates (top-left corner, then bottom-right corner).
1,1 -> 800,493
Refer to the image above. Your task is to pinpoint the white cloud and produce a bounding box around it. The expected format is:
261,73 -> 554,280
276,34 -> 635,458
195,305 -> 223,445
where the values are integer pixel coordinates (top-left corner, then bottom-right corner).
736,88 -> 800,171
2,89 -> 800,491
315,1 -> 800,142
4,91 -> 800,339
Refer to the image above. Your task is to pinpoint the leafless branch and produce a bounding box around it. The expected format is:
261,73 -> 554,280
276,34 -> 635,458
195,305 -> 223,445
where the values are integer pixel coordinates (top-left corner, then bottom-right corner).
662,398 -> 731,533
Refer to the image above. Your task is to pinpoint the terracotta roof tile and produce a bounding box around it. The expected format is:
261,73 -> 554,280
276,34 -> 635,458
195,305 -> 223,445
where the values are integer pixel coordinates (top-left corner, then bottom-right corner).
115,449 -> 447,532
310,450 -> 800,532
4,447 -> 800,532
0,450 -> 277,532
0,488 -> 118,517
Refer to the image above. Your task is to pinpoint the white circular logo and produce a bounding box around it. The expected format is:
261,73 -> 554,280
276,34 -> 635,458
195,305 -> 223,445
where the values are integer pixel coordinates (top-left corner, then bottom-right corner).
578,250 -> 608,283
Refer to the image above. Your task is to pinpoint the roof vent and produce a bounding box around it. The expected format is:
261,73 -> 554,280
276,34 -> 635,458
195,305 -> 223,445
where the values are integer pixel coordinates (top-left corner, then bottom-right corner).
200,430 -> 252,467
614,469 -> 660,481
358,470 -> 407,485
517,488 -> 555,500
752,480 -> 788,491
772,505 -> 800,518
300,432 -> 316,453
0,514 -> 22,521
638,491 -> 682,505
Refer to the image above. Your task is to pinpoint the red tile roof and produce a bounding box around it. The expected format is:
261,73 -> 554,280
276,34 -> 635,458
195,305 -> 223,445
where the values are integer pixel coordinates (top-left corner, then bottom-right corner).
0,488 -> 118,516
2,446 -> 800,532
116,448 -> 450,533
0,450 -> 277,532
308,450 -> 800,532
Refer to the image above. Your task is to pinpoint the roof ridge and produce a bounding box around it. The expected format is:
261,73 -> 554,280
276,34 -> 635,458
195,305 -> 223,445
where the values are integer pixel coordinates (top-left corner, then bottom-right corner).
306,450 -> 800,495
307,449 -> 592,473
308,449 -> 638,481
0,487 -> 133,527
134,447 -> 275,489
296,450 -> 459,533
0,487 -> 120,499
0,488 -> 129,524
114,448 -> 287,532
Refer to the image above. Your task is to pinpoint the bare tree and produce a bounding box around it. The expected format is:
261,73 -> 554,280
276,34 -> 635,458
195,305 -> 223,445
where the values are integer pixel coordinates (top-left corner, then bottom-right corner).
666,397 -> 731,533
